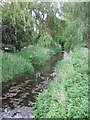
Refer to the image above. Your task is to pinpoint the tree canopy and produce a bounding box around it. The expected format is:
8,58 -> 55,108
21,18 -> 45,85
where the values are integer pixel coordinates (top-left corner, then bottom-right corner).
2,1 -> 89,51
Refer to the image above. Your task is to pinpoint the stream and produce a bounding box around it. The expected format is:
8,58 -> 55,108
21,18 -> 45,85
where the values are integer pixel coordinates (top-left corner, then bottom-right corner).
2,52 -> 62,119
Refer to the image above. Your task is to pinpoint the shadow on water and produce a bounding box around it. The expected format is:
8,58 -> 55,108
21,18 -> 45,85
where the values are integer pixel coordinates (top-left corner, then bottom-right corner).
2,52 -> 62,118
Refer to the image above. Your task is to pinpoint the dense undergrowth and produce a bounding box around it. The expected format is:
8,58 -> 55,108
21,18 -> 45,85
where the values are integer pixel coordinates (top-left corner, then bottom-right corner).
2,45 -> 60,82
0,52 -> 2,83
33,46 -> 88,118
2,52 -> 34,81
37,33 -> 61,53
19,46 -> 57,65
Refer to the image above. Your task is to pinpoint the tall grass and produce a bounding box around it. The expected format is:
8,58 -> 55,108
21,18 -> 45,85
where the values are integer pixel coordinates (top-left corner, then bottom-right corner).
2,52 -> 34,82
19,46 -> 55,65
2,46 -> 56,82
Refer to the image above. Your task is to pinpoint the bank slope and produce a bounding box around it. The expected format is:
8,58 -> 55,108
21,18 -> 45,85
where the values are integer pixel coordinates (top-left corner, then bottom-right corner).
33,46 -> 88,118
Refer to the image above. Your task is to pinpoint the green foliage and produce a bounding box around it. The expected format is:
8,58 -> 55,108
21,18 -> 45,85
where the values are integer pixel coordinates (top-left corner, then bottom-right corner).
2,2 -> 88,52
33,89 -> 52,118
2,45 -> 56,81
2,2 -> 66,50
62,2 -> 89,50
37,33 -> 61,53
62,21 -> 79,51
0,51 -> 2,83
2,52 -> 34,81
51,42 -> 61,53
38,33 -> 53,48
48,16 -> 67,43
33,46 -> 88,118
2,2 -> 34,49
20,46 -> 54,65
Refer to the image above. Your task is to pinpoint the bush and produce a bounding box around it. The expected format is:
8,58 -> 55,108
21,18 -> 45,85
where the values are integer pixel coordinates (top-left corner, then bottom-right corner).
0,51 -> 2,83
2,53 -> 34,82
20,46 -> 55,65
37,33 -> 62,53
33,46 -> 88,118
38,33 -> 54,48
51,42 -> 61,53
2,45 -> 56,82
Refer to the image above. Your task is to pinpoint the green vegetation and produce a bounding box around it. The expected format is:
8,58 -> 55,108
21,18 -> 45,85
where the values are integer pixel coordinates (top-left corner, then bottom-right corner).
2,2 -> 33,49
2,2 -> 67,51
38,33 -> 54,48
62,2 -> 88,51
1,1 -> 89,118
2,45 -> 57,81
37,33 -> 61,52
0,51 -> 2,83
33,46 -> 88,118
19,46 -> 55,65
2,52 -> 34,81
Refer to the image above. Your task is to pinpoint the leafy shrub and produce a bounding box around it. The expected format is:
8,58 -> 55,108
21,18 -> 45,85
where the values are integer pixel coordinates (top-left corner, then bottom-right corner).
33,46 -> 88,118
20,46 -> 55,65
51,42 -> 61,53
0,51 -> 2,83
2,53 -> 34,81
33,88 -> 52,118
38,33 -> 54,48
38,33 -> 61,53
62,20 -> 86,51
2,45 -> 56,82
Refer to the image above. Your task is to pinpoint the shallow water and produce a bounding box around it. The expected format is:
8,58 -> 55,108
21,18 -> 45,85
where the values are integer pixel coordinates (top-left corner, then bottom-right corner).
2,52 -> 62,118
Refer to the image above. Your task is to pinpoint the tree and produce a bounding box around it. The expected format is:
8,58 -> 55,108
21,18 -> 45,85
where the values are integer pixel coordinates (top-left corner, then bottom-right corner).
61,2 -> 89,51
2,1 -> 67,51
2,2 -> 33,50
30,2 -> 67,45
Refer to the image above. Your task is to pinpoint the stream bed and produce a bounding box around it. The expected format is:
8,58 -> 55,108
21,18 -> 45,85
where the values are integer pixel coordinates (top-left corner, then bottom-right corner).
2,52 -> 62,118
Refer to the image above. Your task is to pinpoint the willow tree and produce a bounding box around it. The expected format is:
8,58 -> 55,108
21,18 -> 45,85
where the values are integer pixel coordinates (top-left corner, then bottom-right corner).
2,2 -> 34,50
29,1 -> 67,46
61,2 -> 88,51
2,1 -> 67,50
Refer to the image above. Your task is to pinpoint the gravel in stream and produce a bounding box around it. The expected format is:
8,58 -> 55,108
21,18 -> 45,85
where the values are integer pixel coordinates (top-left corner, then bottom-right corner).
2,107 -> 35,118
2,72 -> 57,119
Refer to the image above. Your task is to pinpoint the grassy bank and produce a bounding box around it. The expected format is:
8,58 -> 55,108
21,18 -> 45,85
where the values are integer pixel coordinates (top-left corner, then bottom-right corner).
33,46 -> 88,118
2,45 -> 59,82
2,52 -> 34,82
19,46 -> 56,65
